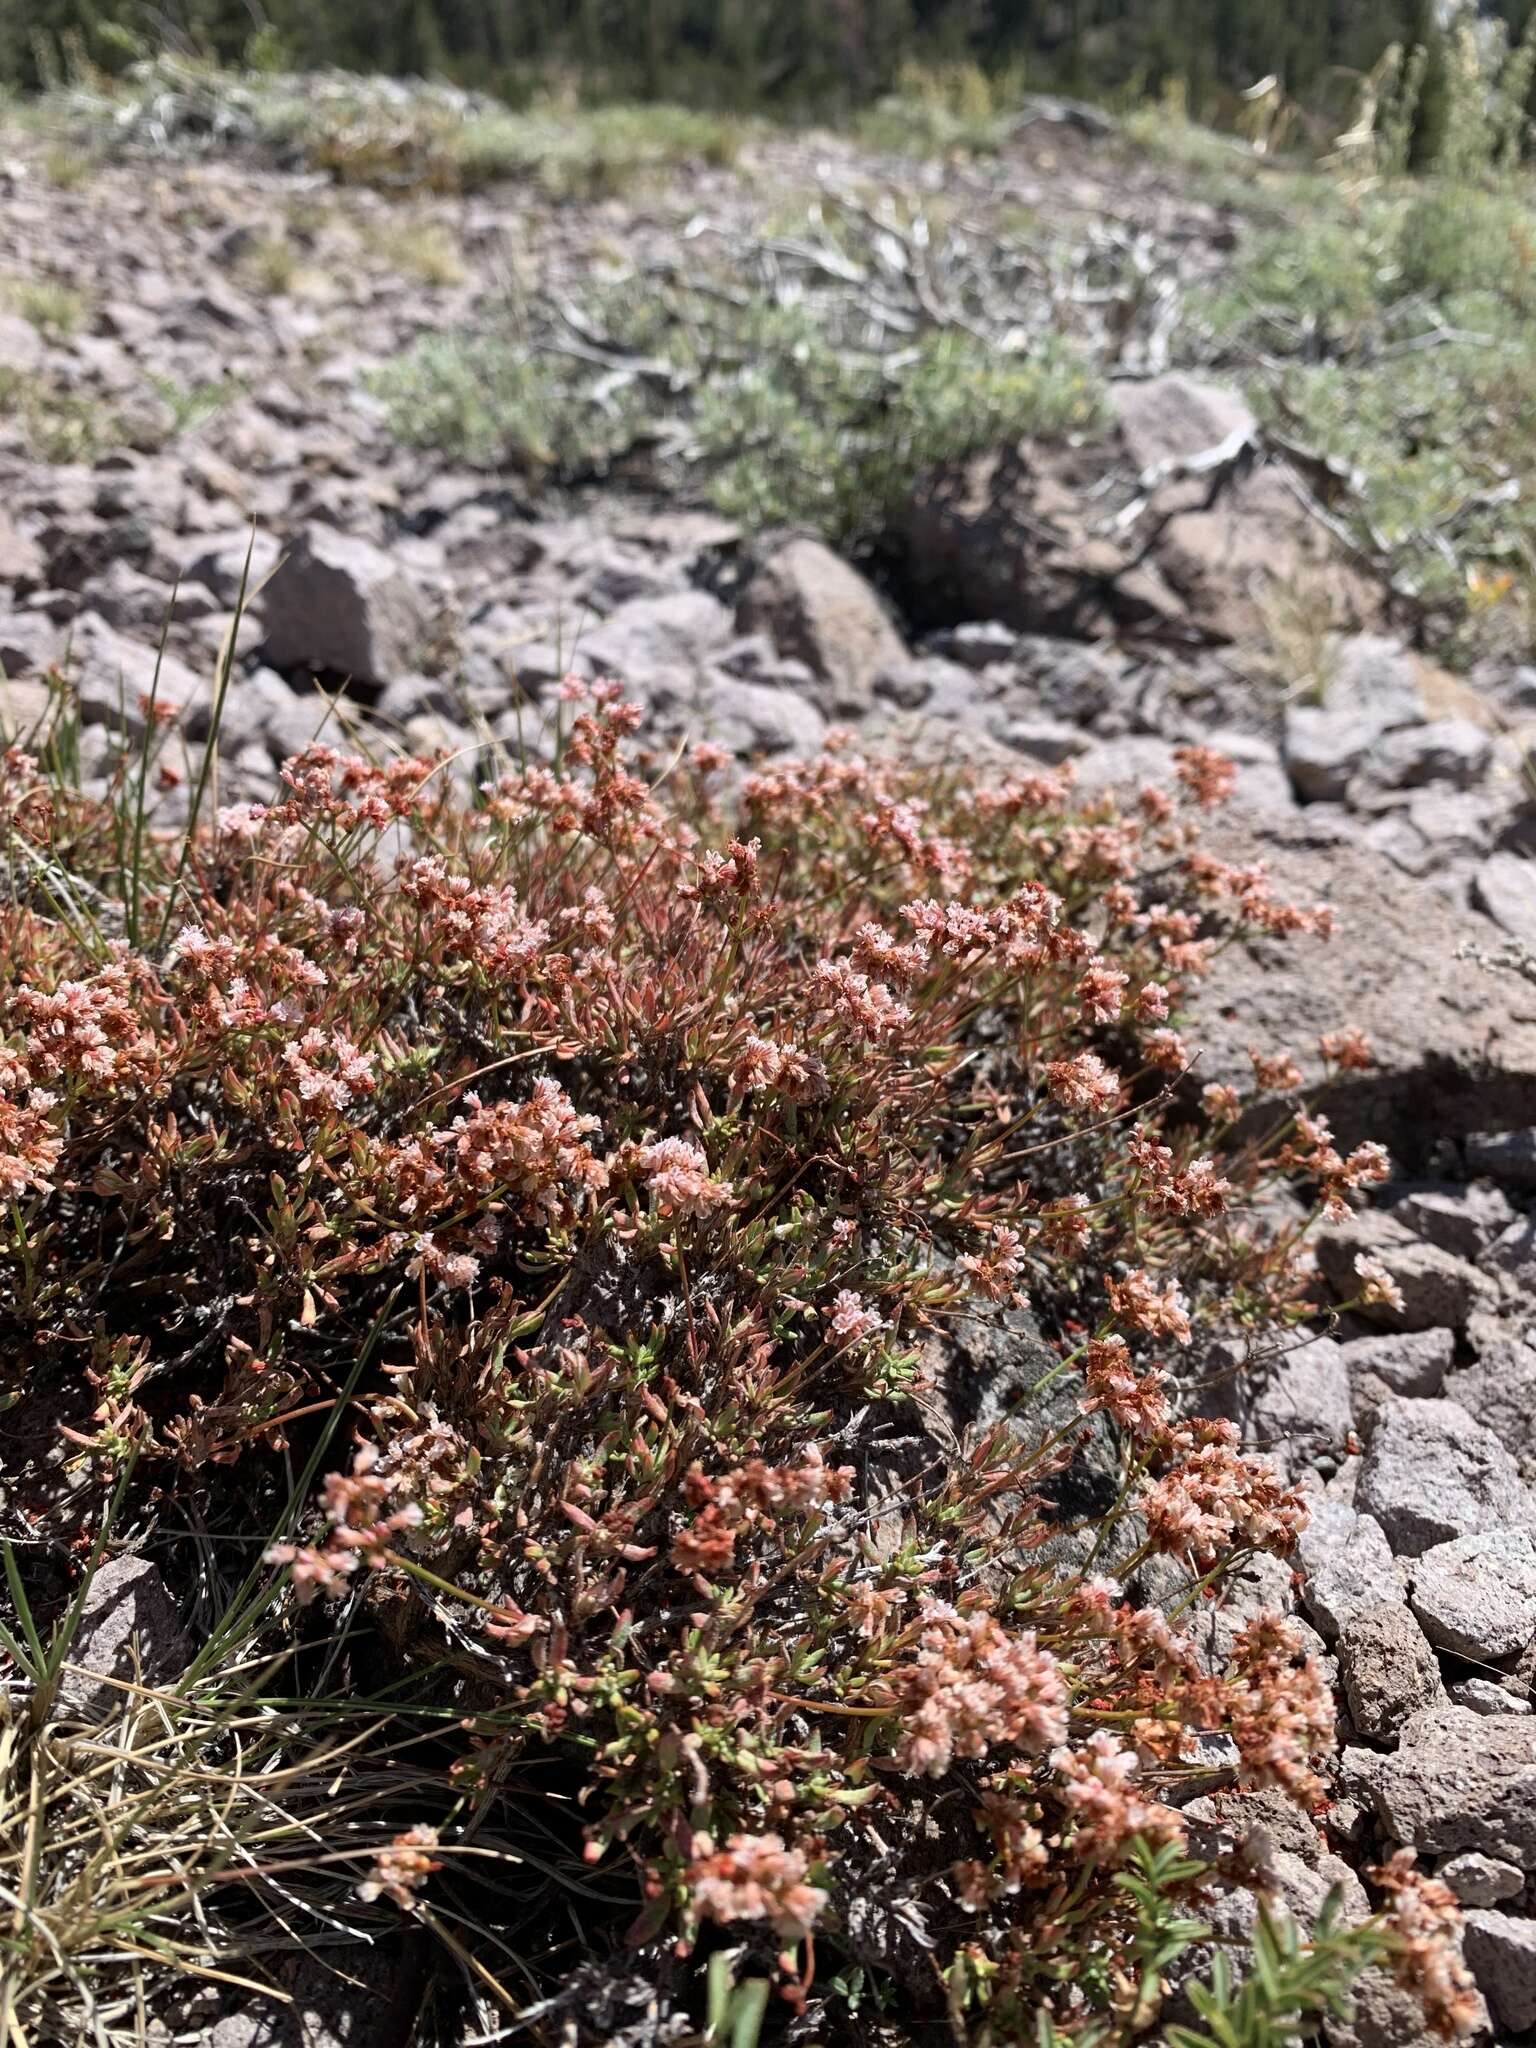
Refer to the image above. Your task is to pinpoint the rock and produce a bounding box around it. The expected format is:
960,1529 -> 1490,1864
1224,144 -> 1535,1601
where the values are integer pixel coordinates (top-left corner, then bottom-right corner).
1300,1503 -> 1403,1641
1329,635 -> 1426,726
679,674 -> 827,757
1466,1127 -> 1536,1190
581,589 -> 734,685
1451,1677 -> 1533,1716
1375,1706 -> 1536,1866
738,539 -> 905,715
259,525 -> 432,685
1317,1212 -> 1485,1333
68,614 -> 204,735
1440,1853 -> 1525,1907
55,1556 -> 192,1719
1445,1325 -> 1536,1486
1190,815 -> 1536,1159
1339,1972 -> 1485,2048
926,620 -> 1019,670
1284,707 -> 1387,802
1247,1335 -> 1353,1467
1360,720 -> 1492,795
1474,851 -> 1536,955
1341,1329 -> 1452,1407
181,529 -> 284,607
1464,1909 -> 1536,2033
0,511 -> 43,590
1112,375 -> 1258,474
1390,1182 -> 1516,1260
0,309 -> 43,376
1356,1397 -> 1533,1557
1409,1528 -> 1536,1663
1337,1602 -> 1441,1741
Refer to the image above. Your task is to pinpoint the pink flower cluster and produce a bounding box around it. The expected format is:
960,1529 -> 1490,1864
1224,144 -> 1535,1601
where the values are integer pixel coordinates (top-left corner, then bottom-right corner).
1141,1424 -> 1308,1568
357,1824 -> 441,1910
1051,1730 -> 1184,1863
892,1601 -> 1070,1778
636,1136 -> 734,1218
687,1831 -> 827,1944
265,1443 -> 423,1602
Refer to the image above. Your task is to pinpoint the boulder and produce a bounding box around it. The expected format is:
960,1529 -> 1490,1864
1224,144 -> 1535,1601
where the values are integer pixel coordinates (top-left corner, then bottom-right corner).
1337,1602 -> 1441,1742
1247,1334 -> 1354,1469
1445,1323 -> 1536,1486
1465,1127 -> 1536,1190
1358,719 -> 1492,795
738,538 -> 906,715
55,1557 -> 192,1719
0,511 -> 43,590
1316,1212 -> 1485,1333
259,525 -> 432,685
1284,708 -> 1386,803
1355,1397 -> 1532,1557
1341,1329 -> 1452,1408
1409,1528 -> 1536,1663
68,614 -> 204,736
1463,1909 -> 1536,2033
1439,1854 -> 1525,1907
1390,1181 -> 1515,1260
1375,1706 -> 1536,1866
1298,1501 -> 1403,1641
1451,1678 -> 1532,1716
1473,850 -> 1536,955
580,589 -> 735,689
1190,814 -> 1536,1159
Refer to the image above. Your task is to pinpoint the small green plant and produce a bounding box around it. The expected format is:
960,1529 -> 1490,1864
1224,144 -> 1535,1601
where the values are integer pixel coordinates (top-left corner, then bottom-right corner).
5,276 -> 88,340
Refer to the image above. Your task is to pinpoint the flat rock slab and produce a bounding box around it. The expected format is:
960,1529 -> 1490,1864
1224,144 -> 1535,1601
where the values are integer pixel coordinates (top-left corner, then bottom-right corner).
1375,1706 -> 1536,1868
1191,814 -> 1536,1158
1355,1397 -> 1532,1557
1410,1527 -> 1536,1662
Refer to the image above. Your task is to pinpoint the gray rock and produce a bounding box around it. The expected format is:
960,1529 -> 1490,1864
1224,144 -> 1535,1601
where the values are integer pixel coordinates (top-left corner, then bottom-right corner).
738,538 -> 905,715
260,525 -> 432,685
179,529 -> 284,607
1300,1503 -> 1403,1641
1342,1329 -> 1453,1407
1440,1853 -> 1525,1906
1410,1528 -> 1536,1663
1249,1334 -> 1353,1466
1474,851 -> 1536,955
55,1557 -> 192,1719
1466,1127 -> 1536,1190
1361,719 -> 1491,794
1190,814 -> 1536,1158
581,589 -> 734,684
1464,1909 -> 1536,2033
1445,1324 -> 1536,1486
68,614 -> 203,735
1112,374 -> 1258,473
1391,1181 -> 1516,1260
1283,707 -> 1384,802
1317,1212 -> 1486,1332
1451,1677 -> 1533,1716
681,674 -> 826,757
1356,1397 -> 1533,1557
926,620 -> 1019,670
1328,634 -> 1425,725
1375,1706 -> 1536,1866
0,310 -> 43,377
1337,1602 -> 1441,1741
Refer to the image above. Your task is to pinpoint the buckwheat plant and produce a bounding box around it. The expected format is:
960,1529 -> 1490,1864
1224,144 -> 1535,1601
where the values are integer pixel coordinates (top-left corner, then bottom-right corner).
0,698 -> 1465,2042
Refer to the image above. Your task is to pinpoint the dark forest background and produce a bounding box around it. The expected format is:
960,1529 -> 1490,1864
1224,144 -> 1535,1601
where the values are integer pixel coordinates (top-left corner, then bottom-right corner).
3,1 -> 1532,127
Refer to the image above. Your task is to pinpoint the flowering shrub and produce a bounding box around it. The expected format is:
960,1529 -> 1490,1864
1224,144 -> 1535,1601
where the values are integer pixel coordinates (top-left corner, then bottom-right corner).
0,694 -> 1464,2041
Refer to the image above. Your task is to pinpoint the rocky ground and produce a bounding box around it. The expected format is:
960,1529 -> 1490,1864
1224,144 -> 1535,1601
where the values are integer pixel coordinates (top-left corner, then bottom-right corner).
9,76 -> 1536,2048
